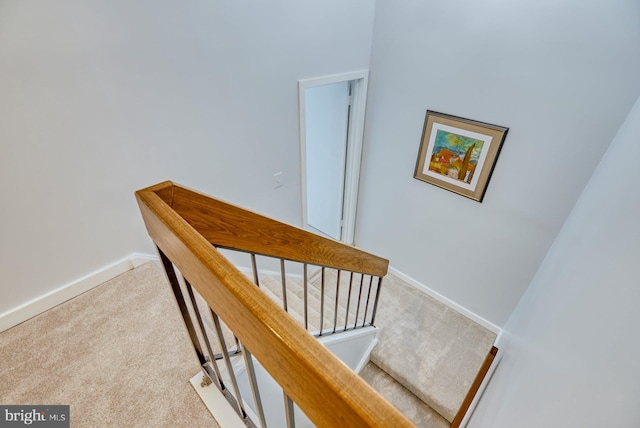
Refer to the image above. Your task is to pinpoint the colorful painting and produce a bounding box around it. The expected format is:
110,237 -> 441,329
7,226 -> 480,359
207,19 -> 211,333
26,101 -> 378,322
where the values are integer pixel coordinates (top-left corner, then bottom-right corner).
428,130 -> 484,184
414,111 -> 508,202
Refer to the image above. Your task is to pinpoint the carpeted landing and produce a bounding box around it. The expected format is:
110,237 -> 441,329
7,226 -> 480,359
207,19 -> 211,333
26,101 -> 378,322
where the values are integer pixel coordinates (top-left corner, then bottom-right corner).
0,263 -> 219,428
362,274 -> 496,426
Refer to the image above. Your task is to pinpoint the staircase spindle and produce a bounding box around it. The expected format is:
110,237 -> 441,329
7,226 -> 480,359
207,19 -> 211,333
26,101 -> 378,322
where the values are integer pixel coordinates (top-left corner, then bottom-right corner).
183,279 -> 226,390
283,392 -> 296,428
157,249 -> 208,370
242,345 -> 268,428
343,272 -> 354,332
250,253 -> 260,286
370,276 -> 383,326
332,270 -> 341,333
280,259 -> 288,312
353,273 -> 365,330
319,267 -> 325,336
303,264 -> 309,331
210,310 -> 248,419
363,275 -> 374,327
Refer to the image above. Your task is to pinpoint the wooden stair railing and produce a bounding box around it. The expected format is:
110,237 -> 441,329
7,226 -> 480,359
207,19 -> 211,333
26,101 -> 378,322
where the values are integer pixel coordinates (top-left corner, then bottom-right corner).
136,181 -> 414,427
150,181 -> 388,276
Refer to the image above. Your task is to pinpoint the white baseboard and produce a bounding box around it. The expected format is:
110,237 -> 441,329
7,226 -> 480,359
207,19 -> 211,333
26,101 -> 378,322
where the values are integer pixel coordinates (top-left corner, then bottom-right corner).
388,266 -> 502,336
130,253 -> 160,268
0,253 -> 158,333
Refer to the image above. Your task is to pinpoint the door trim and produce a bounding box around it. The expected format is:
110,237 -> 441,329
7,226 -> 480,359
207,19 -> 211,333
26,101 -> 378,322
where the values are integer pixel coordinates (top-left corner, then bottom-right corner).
298,70 -> 369,245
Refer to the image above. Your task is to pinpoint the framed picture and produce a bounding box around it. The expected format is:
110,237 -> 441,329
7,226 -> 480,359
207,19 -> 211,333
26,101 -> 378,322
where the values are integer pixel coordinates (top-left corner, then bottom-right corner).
414,110 -> 508,202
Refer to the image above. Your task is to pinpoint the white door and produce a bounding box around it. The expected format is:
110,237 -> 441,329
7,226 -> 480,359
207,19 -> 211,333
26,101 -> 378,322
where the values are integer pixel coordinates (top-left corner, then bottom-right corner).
304,81 -> 350,240
299,71 -> 369,245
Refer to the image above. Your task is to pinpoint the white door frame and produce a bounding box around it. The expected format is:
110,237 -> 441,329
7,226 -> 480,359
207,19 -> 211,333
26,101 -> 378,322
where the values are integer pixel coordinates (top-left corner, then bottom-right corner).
298,70 -> 369,245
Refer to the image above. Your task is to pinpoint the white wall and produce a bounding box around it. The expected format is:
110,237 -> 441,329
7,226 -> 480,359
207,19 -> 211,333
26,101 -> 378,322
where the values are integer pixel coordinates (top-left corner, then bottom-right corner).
0,1 -> 375,316
469,95 -> 640,427
357,0 -> 640,325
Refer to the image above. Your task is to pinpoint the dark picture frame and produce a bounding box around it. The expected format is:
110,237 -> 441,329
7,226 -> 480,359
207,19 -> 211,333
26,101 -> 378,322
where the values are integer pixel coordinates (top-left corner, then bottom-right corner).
414,110 -> 508,202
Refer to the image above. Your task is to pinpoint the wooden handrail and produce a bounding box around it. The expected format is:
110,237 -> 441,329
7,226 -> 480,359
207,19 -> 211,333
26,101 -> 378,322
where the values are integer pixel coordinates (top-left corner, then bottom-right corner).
136,181 -> 414,427
451,346 -> 498,427
147,181 -> 389,277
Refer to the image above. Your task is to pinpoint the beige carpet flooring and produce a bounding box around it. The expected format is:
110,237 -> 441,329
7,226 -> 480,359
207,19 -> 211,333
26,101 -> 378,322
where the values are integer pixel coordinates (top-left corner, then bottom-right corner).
0,263 -> 219,428
371,274 -> 497,423
359,362 -> 450,428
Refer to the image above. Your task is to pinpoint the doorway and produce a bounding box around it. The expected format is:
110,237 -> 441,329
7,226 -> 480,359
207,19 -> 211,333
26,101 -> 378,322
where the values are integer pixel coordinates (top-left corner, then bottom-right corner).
298,71 -> 368,245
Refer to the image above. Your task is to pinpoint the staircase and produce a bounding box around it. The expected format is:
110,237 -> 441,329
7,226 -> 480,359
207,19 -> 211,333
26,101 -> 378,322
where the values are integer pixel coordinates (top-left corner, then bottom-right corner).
253,270 -> 496,427
135,181 -> 498,427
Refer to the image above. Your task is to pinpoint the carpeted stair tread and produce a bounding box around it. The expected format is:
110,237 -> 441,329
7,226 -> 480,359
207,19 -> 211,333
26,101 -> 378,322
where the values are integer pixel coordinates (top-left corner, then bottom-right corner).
359,362 -> 450,428
258,276 -> 309,325
370,274 -> 497,423
306,268 -> 381,330
257,273 -> 373,334
258,275 -> 336,333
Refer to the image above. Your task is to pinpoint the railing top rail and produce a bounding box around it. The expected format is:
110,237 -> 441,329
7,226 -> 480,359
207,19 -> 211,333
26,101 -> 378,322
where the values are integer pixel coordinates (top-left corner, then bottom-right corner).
135,181 -> 413,427
142,181 -> 388,277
